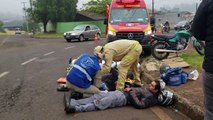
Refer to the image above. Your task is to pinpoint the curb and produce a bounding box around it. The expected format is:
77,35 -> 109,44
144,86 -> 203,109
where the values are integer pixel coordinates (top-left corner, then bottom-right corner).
141,72 -> 204,120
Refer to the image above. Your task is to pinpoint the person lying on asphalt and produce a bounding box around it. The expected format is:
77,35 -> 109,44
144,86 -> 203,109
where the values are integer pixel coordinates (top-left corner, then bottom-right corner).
64,79 -> 166,114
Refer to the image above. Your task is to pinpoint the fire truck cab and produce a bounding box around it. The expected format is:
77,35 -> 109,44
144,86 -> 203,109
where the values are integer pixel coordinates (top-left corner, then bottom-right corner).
105,0 -> 152,55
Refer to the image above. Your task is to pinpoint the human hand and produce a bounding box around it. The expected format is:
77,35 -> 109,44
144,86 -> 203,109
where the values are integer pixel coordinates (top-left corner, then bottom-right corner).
124,87 -> 132,92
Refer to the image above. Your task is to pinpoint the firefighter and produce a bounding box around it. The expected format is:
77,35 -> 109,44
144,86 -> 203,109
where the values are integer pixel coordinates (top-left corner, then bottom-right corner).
94,40 -> 142,90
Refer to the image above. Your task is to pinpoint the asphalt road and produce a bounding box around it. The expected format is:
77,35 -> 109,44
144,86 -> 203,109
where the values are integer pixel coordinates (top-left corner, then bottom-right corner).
0,34 -> 191,120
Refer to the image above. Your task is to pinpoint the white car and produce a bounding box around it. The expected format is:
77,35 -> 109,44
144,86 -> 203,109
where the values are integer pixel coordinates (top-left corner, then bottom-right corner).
15,28 -> 21,34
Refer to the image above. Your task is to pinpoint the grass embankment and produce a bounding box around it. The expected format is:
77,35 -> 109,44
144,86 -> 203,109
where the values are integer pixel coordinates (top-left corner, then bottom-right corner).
0,30 -> 15,35
33,33 -> 64,39
181,51 -> 204,70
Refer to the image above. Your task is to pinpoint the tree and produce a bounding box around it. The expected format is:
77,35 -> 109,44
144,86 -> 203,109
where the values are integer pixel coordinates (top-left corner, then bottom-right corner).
30,0 -> 78,33
52,0 -> 78,23
32,0 -> 51,32
81,0 -> 111,15
0,20 -> 4,32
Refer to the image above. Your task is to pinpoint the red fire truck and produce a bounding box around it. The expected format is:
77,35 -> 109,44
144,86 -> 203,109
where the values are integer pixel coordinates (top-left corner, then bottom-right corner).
105,0 -> 152,54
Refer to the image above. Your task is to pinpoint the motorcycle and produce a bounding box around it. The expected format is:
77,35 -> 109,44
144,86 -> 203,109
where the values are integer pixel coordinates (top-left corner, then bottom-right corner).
150,30 -> 205,60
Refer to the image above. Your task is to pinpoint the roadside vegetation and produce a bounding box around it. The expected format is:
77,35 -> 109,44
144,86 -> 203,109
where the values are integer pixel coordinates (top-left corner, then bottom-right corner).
33,33 -> 63,39
0,29 -> 15,35
181,51 -> 204,70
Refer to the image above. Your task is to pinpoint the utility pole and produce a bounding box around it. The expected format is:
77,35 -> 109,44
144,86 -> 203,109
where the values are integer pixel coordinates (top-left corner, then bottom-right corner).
30,0 -> 35,34
22,2 -> 29,32
152,0 -> 155,17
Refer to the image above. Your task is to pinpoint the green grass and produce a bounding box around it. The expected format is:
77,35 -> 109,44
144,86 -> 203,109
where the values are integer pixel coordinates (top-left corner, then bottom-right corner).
181,51 -> 204,70
0,30 -> 15,35
33,33 -> 64,39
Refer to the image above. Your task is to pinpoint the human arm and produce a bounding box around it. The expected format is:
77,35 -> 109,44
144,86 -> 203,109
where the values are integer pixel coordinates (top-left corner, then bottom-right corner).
191,1 -> 208,40
93,71 -> 102,88
101,50 -> 114,74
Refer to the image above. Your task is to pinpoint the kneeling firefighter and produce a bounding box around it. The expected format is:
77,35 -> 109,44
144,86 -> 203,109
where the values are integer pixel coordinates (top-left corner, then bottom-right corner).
94,40 -> 143,90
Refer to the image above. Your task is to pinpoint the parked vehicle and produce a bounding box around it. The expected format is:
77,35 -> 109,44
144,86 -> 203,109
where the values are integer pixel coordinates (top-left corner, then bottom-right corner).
64,24 -> 101,42
150,30 -> 205,60
15,28 -> 21,34
104,0 -> 152,55
174,21 -> 191,31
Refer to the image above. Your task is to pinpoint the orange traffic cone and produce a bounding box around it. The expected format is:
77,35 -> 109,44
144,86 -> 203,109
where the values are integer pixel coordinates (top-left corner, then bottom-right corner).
94,34 -> 98,44
156,29 -> 162,34
57,77 -> 67,84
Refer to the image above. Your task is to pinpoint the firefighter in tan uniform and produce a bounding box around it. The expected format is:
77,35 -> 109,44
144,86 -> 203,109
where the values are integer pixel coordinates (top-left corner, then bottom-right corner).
94,40 -> 142,90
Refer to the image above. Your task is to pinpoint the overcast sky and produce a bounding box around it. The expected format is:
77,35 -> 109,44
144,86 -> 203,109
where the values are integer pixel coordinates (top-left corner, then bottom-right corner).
0,0 -> 202,16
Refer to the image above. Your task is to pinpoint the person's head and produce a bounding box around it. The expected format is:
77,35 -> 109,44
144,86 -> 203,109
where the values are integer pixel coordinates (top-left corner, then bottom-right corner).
148,79 -> 165,93
94,46 -> 104,61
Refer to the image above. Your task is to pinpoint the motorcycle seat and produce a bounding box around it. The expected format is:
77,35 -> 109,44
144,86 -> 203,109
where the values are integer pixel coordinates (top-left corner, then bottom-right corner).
154,35 -> 176,41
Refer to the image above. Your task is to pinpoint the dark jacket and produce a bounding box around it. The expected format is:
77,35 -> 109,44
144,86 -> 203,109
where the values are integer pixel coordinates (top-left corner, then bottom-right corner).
126,87 -> 158,109
191,0 -> 213,73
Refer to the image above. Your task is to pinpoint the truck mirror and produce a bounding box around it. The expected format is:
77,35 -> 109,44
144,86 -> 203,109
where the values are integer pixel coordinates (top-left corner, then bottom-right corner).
104,19 -> 108,25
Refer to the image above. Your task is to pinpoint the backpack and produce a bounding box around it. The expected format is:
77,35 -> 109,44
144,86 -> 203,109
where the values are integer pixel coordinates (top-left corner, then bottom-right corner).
160,67 -> 188,86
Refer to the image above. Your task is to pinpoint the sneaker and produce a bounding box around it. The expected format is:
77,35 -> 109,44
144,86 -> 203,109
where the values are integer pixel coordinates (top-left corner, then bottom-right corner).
64,93 -> 75,114
57,84 -> 69,92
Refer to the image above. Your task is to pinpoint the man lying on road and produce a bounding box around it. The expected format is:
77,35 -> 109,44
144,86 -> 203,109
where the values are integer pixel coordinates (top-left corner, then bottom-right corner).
64,79 -> 166,114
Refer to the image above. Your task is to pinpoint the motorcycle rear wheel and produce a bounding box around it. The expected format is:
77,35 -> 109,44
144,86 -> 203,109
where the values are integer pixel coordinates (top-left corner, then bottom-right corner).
151,42 -> 170,60
193,40 -> 205,56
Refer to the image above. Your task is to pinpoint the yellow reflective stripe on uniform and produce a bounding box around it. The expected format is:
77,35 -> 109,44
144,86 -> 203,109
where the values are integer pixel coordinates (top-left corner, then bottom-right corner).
73,64 -> 92,81
130,42 -> 139,51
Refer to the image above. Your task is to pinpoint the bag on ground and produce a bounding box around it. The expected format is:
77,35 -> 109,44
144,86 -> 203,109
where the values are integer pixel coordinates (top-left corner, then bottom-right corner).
160,67 -> 188,86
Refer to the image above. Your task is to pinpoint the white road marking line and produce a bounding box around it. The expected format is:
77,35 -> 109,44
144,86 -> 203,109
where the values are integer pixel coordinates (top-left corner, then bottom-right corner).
0,71 -> 9,78
21,57 -> 37,65
43,51 -> 55,56
0,36 -> 9,47
64,46 -> 75,50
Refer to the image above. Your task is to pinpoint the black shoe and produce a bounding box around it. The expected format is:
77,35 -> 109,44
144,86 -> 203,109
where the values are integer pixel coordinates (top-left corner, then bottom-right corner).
64,93 -> 75,114
71,92 -> 83,99
57,85 -> 69,92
